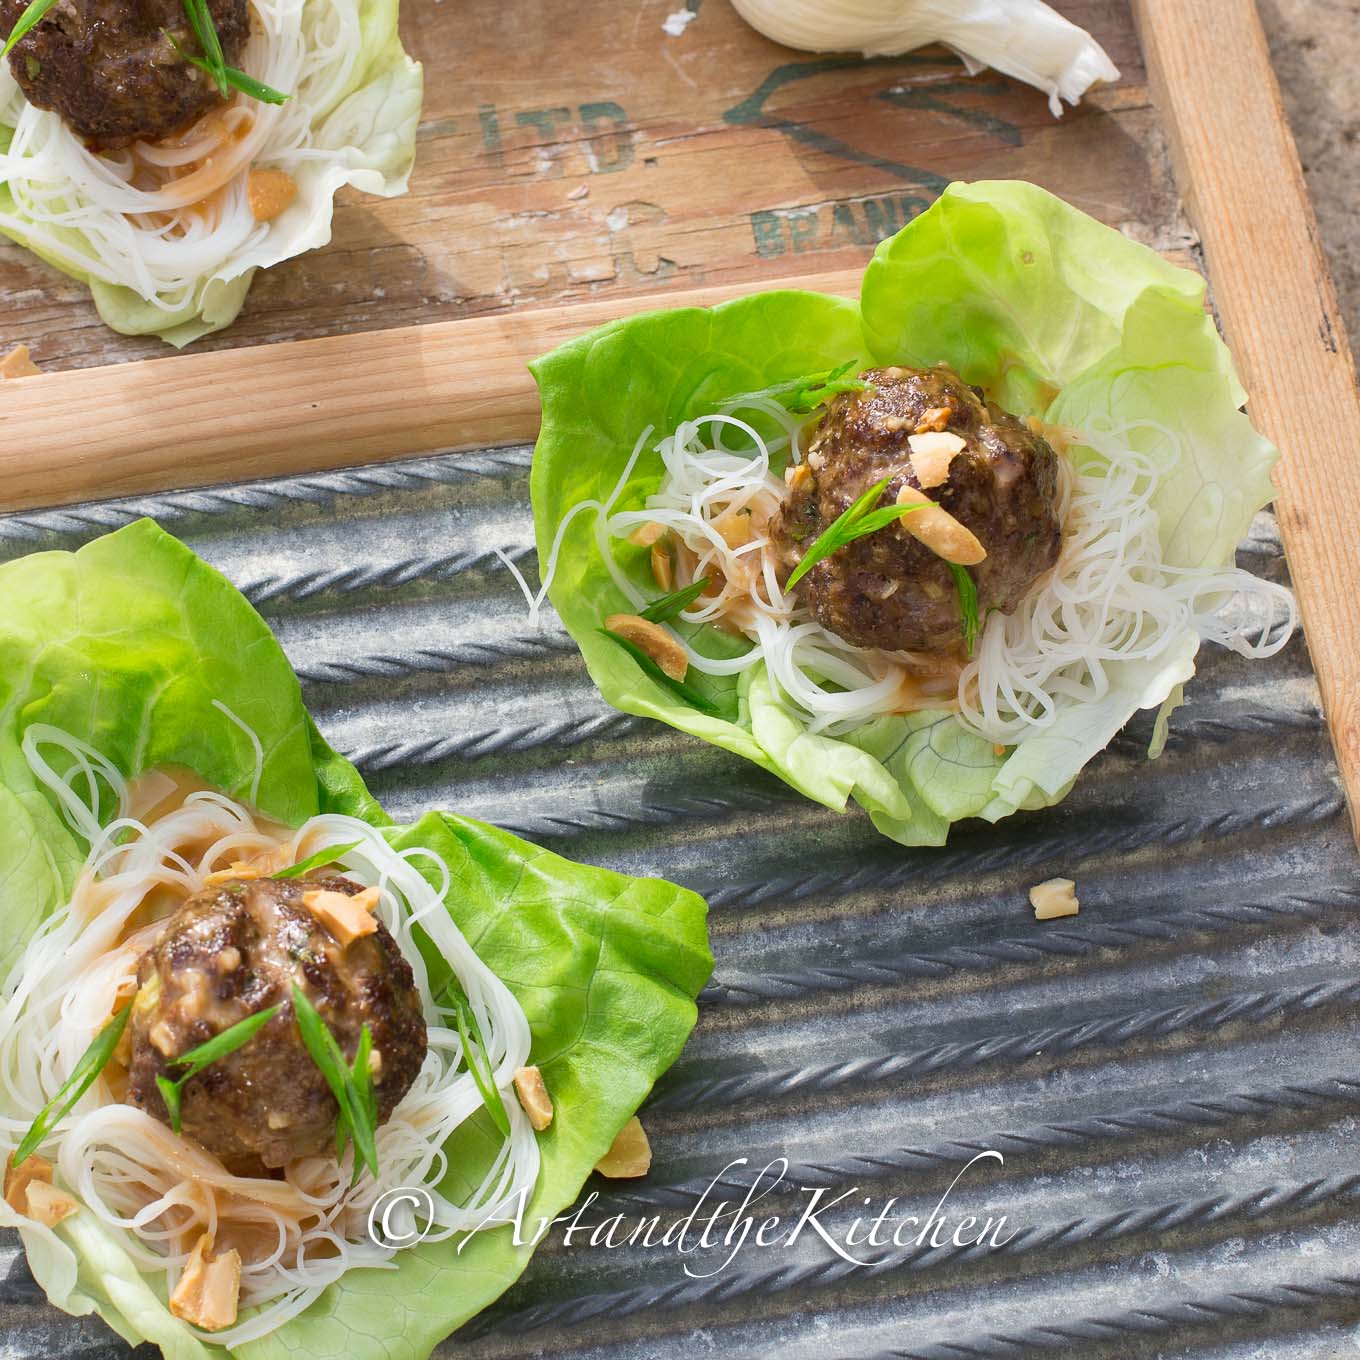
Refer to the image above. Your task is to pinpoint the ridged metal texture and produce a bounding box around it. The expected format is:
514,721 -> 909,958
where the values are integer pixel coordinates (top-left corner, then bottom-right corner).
1,445 -> 1356,1360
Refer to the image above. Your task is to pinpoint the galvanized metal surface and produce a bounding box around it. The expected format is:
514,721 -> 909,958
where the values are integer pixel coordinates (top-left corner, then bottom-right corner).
0,445 -> 1356,1360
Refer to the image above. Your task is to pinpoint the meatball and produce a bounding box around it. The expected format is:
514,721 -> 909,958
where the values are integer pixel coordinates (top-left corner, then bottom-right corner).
126,875 -> 427,1170
1,0 -> 250,148
771,364 -> 1063,653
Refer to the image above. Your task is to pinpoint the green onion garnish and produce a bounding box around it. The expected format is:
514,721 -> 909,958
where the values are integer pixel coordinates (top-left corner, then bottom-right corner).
785,474 -> 926,591
1,0 -> 58,60
439,982 -> 511,1138
950,563 -> 980,655
274,841 -> 362,880
14,1003 -> 130,1164
179,0 -> 228,96
291,985 -> 379,1181
597,628 -> 722,715
722,361 -> 870,415
637,577 -> 711,625
155,1002 -> 283,1134
163,29 -> 291,105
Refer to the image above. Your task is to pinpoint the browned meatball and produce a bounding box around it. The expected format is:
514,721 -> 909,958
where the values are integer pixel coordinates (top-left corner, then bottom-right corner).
1,0 -> 249,148
771,364 -> 1063,653
126,875 -> 427,1171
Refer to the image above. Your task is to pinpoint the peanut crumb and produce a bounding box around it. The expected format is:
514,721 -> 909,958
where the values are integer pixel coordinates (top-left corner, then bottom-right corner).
4,1154 -> 52,1215
651,540 -> 674,591
628,521 -> 668,548
595,1116 -> 651,1178
603,613 -> 688,682
513,1065 -> 554,1131
23,1179 -> 79,1228
169,1233 -> 242,1332
204,862 -> 262,888
784,462 -> 812,490
302,886 -> 381,947
914,406 -> 951,434
0,344 -> 40,379
1030,878 -> 1079,920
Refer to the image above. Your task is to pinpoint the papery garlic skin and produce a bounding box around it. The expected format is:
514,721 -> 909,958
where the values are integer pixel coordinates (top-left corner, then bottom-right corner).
729,0 -> 1120,117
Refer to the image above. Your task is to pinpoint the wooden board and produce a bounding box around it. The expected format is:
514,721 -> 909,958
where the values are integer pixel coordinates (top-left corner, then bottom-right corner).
0,0 -> 1357,844
0,0 -> 1182,369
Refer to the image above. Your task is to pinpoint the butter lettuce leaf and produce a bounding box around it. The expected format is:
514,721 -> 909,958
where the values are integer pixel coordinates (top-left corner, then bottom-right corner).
0,519 -> 711,1358
530,180 -> 1280,845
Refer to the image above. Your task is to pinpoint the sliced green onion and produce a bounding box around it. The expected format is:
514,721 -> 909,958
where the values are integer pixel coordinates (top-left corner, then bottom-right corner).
14,1004 -> 130,1164
169,1002 -> 282,1080
291,985 -> 379,1179
785,475 -> 926,591
598,628 -> 722,715
1,0 -> 59,60
722,360 -> 870,415
163,29 -> 291,105
637,577 -> 711,625
179,0 -> 227,96
950,563 -> 980,655
155,1075 -> 184,1135
152,1001 -> 283,1135
274,841 -> 362,880
440,983 -> 511,1138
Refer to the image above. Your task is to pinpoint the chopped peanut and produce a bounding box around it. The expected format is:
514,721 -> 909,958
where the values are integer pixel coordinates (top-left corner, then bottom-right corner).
784,462 -> 812,491
23,1180 -> 79,1228
650,541 -> 674,591
169,1233 -> 242,1332
895,486 -> 987,565
914,405 -> 952,434
513,1065 -> 554,1131
1030,878 -> 1079,920
594,1116 -> 651,1178
4,1154 -> 52,1215
302,886 -> 381,947
908,431 -> 967,489
0,344 -> 40,379
203,861 -> 262,888
628,521 -> 668,547
603,614 -> 688,682
247,168 -> 297,223
879,415 -> 911,433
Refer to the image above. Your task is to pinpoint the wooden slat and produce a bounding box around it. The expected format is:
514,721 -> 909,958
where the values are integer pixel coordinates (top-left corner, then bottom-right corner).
0,270 -> 857,510
0,0 -> 1172,371
1134,0 -> 1360,841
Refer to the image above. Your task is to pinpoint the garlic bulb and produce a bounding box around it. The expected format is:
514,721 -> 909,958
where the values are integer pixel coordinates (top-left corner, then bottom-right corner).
729,0 -> 1120,117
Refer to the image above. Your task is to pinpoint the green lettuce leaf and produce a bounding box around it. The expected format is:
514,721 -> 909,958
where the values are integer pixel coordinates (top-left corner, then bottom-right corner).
0,0 -> 421,347
0,519 -> 711,1358
530,179 -> 1280,846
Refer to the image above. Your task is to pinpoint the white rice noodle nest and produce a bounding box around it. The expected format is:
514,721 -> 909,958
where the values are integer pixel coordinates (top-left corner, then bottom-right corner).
0,721 -> 538,1346
520,398 -> 1297,745
0,0 -> 421,342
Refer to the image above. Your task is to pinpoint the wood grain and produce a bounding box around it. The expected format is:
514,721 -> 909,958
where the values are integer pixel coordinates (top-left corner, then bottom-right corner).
1135,0 -> 1360,840
0,0 -> 1178,371
0,270 -> 858,509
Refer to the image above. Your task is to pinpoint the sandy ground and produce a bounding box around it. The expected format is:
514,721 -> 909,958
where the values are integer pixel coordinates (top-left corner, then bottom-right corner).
1259,0 -> 1360,359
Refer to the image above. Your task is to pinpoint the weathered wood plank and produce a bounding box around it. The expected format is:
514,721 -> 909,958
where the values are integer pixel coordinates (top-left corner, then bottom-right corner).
0,1 -> 1176,370
1135,0 -> 1360,841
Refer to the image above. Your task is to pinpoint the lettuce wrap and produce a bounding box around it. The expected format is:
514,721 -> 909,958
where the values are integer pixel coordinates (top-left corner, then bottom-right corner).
529,180 -> 1280,847
0,0 -> 422,346
0,518 -> 713,1358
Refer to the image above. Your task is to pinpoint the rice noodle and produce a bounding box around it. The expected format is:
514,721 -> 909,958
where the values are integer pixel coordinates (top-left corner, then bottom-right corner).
0,0 -> 365,315
532,401 -> 1296,743
1,726 -> 539,1345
